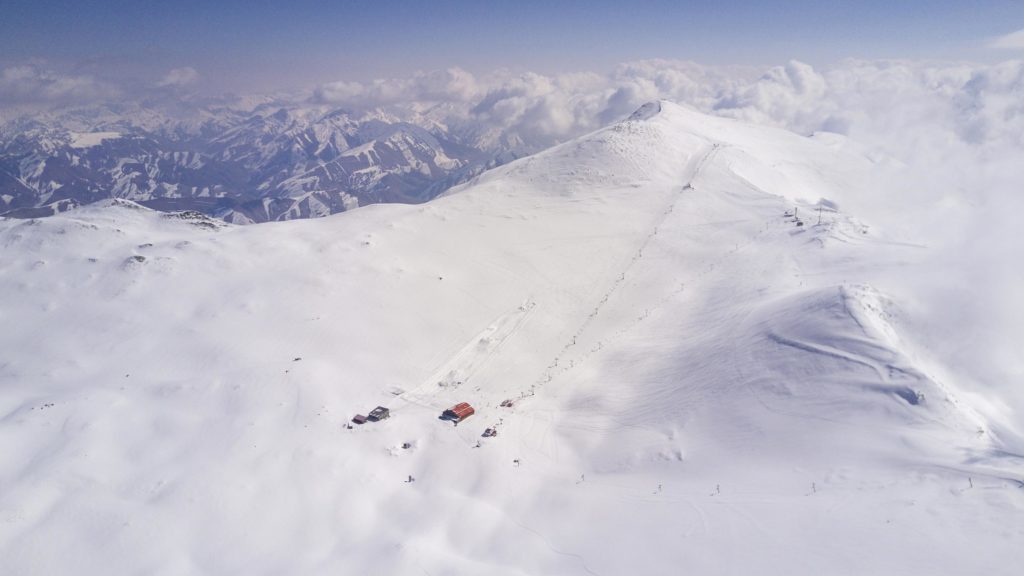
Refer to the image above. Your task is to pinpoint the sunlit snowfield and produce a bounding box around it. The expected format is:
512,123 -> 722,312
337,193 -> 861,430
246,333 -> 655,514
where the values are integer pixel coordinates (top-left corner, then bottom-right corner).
2,102 -> 1021,574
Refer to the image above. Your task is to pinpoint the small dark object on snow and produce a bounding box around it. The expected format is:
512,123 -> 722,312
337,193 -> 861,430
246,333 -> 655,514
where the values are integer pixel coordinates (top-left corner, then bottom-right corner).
482,428 -> 497,438
293,357 -> 302,362
402,442 -> 413,449
352,414 -> 368,425
500,399 -> 514,408
368,406 -> 390,421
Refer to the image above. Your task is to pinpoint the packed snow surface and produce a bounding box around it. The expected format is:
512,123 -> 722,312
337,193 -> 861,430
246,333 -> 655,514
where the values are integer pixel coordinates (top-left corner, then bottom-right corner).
1,102 -> 1021,575
68,131 -> 122,148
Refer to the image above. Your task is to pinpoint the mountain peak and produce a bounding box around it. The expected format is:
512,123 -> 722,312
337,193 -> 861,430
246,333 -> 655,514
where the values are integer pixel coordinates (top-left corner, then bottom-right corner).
628,100 -> 664,121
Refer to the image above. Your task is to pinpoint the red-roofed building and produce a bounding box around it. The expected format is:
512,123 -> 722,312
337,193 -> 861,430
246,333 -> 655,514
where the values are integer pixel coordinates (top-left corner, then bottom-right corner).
443,402 -> 475,422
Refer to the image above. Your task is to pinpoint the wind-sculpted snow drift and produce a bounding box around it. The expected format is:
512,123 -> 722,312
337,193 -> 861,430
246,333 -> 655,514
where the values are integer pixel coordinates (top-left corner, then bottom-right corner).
0,101 -> 1020,575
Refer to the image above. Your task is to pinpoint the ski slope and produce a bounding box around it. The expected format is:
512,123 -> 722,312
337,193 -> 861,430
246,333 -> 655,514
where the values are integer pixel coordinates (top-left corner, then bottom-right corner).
0,101 -> 1021,575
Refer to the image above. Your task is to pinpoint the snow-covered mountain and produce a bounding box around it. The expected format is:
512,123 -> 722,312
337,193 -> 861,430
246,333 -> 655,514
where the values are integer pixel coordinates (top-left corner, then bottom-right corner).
0,103 -> 503,223
1,101 -> 1020,574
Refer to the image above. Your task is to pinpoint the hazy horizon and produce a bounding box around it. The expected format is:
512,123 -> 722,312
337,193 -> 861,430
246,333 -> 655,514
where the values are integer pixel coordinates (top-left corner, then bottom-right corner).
3,0 -> 1024,103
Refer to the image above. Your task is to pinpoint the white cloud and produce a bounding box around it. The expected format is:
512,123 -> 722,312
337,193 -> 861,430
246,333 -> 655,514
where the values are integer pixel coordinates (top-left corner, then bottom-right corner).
310,60 -> 1024,191
313,79 -> 365,104
989,27 -> 1024,50
157,67 -> 200,88
0,65 -> 119,106
313,67 -> 480,106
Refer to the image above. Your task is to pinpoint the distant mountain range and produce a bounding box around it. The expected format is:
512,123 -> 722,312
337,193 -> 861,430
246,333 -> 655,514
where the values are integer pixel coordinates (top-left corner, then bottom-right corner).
0,102 -> 525,223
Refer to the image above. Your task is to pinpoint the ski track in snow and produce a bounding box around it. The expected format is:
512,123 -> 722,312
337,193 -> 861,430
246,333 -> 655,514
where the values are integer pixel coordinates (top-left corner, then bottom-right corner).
534,143 -> 722,388
502,512 -> 604,576
397,299 -> 538,412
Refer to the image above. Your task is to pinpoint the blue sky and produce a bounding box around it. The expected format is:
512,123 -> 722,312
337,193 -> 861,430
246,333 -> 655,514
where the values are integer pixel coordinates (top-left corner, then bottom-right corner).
3,0 -> 1023,93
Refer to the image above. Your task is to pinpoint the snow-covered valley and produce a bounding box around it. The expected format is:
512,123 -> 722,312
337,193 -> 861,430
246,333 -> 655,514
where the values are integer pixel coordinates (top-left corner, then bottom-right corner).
1,101 -> 1021,575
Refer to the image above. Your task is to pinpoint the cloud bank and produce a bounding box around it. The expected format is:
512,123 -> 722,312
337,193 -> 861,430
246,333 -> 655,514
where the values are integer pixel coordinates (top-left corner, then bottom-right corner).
0,65 -> 120,107
307,59 -> 1022,170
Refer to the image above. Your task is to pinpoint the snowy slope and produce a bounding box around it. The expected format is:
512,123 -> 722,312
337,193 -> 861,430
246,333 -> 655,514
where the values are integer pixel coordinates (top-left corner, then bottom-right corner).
0,101 -> 1021,575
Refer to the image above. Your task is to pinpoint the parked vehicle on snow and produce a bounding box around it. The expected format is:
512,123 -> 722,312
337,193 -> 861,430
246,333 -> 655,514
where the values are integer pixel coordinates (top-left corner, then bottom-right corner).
368,406 -> 390,421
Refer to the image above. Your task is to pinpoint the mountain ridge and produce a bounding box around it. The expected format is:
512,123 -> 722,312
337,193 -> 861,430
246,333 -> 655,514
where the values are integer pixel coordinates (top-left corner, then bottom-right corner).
0,102 -> 513,223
